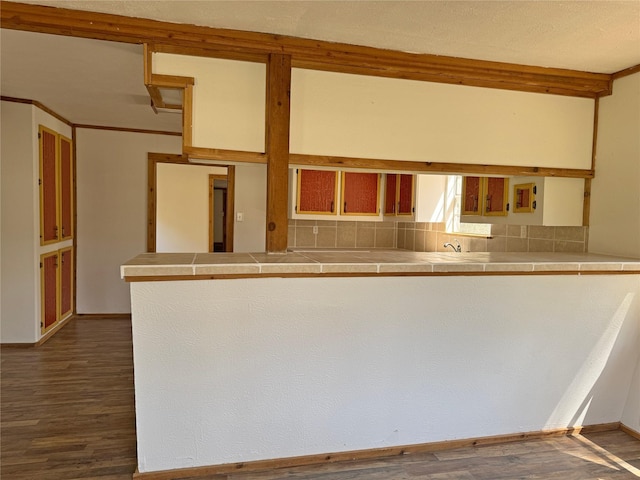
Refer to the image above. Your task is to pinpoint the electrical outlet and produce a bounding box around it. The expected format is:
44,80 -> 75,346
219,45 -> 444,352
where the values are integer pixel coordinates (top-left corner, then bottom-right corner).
236,212 -> 244,222
313,226 -> 318,234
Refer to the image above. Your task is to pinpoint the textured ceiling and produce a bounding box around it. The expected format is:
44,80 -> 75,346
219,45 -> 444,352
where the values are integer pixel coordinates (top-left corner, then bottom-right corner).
2,1 -> 639,131
15,0 -> 640,73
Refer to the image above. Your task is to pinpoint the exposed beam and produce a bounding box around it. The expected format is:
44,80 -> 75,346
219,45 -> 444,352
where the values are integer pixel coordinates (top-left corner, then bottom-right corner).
183,146 -> 266,164
1,1 -> 612,98
265,54 -> 292,253
289,153 -> 594,179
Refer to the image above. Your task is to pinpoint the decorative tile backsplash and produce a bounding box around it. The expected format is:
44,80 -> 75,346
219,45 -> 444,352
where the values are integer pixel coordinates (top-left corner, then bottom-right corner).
288,219 -> 588,253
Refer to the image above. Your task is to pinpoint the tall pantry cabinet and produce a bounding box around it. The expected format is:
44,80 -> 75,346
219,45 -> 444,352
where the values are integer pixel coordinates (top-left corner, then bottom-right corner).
0,100 -> 74,344
38,125 -> 75,336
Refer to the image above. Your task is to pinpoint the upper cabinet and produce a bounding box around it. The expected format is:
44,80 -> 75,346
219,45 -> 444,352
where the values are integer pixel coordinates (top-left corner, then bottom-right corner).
341,172 -> 380,215
39,126 -> 74,245
461,176 -> 509,217
296,169 -> 337,215
385,174 -> 414,216
484,177 -> 509,216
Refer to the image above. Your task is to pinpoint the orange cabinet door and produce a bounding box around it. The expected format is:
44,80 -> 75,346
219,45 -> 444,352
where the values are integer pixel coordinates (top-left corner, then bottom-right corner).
485,177 -> 509,216
41,252 -> 58,332
397,174 -> 414,215
384,174 -> 397,215
297,169 -> 337,214
59,136 -> 73,239
40,127 -> 59,244
59,248 -> 73,319
462,176 -> 482,215
341,172 -> 380,215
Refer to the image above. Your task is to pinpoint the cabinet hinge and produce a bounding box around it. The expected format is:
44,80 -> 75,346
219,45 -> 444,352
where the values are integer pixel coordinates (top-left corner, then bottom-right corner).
40,322 -> 44,328
506,203 -> 510,212
38,178 -> 42,186
295,205 -> 298,213
39,262 -> 43,268
296,168 -> 299,174
38,132 -> 41,139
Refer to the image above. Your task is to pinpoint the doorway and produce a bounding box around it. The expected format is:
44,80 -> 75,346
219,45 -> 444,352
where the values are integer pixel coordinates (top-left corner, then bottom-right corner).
209,174 -> 232,252
147,153 -> 235,253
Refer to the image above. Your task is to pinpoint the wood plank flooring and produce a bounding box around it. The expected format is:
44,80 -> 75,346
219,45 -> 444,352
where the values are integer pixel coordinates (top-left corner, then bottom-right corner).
2,317 -> 639,480
1,317 -> 137,479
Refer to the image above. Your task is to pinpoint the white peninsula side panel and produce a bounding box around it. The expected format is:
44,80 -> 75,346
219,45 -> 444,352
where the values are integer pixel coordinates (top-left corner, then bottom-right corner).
130,274 -> 640,473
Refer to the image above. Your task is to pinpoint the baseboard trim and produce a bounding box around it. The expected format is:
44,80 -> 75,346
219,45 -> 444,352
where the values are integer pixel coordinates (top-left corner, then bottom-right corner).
132,422 -> 621,479
621,423 -> 640,441
37,314 -> 75,346
74,313 -> 132,320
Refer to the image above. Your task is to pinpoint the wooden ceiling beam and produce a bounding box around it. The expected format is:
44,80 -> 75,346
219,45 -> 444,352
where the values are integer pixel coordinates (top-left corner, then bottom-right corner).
289,153 -> 594,179
1,1 -> 612,98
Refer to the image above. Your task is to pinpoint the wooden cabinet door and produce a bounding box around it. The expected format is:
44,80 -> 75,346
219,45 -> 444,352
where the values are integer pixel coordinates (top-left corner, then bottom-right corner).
40,127 -> 59,244
397,174 -> 413,215
59,136 -> 73,239
41,252 -> 58,332
59,247 -> 73,319
384,174 -> 397,214
341,172 -> 380,215
297,169 -> 337,214
485,177 -> 509,216
462,176 -> 482,215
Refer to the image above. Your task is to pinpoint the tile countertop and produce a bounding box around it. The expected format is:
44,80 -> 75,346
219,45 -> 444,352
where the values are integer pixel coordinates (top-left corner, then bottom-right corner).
121,251 -> 640,279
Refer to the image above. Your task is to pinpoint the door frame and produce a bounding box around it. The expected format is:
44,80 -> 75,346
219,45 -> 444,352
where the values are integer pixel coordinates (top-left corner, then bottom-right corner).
208,174 -> 234,252
147,153 -> 235,252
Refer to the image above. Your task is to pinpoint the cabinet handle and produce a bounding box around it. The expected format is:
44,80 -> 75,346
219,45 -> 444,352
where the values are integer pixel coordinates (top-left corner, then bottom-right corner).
330,201 -> 334,213
344,202 -> 347,213
486,195 -> 491,212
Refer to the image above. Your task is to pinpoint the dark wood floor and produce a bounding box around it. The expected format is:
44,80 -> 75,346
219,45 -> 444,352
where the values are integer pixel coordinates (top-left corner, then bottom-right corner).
1,317 -> 137,479
2,317 -> 639,480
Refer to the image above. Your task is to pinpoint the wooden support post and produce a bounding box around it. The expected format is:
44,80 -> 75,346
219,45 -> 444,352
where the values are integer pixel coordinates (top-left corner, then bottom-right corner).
265,54 -> 292,253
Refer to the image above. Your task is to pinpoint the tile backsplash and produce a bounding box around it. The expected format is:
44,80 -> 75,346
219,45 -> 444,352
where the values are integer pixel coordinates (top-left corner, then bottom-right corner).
288,219 -> 396,249
288,219 -> 588,253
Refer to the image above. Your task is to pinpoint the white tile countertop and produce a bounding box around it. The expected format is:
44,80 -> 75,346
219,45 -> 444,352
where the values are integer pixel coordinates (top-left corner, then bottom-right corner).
121,251 -> 640,280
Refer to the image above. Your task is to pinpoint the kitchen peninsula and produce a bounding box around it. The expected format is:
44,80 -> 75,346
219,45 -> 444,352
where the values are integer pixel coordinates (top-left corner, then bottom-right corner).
123,251 -> 640,477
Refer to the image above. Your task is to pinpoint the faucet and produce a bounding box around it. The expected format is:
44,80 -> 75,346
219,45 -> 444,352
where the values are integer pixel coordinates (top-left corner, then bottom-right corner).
443,239 -> 461,252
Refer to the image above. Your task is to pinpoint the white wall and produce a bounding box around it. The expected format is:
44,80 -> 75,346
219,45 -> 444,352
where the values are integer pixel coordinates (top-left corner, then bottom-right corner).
154,53 -> 266,152
542,178 -> 584,226
75,129 -> 182,313
130,274 -> 640,473
1,101 -> 38,343
590,72 -> 640,258
415,174 -> 446,223
1,101 -> 72,343
233,163 -> 267,253
76,130 -> 269,313
156,163 -> 226,252
290,69 -> 594,169
153,54 -> 593,170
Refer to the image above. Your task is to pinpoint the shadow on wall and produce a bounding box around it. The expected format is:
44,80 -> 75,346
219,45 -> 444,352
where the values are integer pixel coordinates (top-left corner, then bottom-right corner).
544,292 -> 638,430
